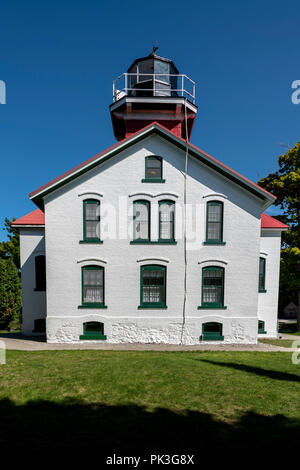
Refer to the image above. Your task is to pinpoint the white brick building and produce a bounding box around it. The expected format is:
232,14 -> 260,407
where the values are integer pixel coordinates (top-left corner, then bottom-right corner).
12,52 -> 288,344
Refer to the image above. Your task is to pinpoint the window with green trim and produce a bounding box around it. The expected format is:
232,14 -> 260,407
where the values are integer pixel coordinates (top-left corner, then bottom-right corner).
201,266 -> 224,308
259,257 -> 266,292
133,200 -> 150,241
205,201 -> 223,244
159,200 -> 175,242
81,266 -> 105,307
143,156 -> 164,182
201,322 -> 224,341
80,321 -> 107,340
83,199 -> 100,242
140,265 -> 166,308
35,255 -> 46,291
258,320 -> 267,334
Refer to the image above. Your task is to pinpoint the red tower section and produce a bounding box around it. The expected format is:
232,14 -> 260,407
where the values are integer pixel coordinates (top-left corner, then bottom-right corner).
110,52 -> 197,141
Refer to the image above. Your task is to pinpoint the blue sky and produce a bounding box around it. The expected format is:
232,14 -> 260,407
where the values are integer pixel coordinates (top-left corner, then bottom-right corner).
0,0 -> 299,240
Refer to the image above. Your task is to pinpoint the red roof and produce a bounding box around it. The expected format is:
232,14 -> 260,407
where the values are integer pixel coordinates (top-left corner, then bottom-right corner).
12,209 -> 45,226
29,122 -> 276,204
261,212 -> 288,229
12,208 -> 287,230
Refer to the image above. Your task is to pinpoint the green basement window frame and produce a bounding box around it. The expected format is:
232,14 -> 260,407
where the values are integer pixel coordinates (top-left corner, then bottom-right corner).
80,321 -> 107,340
204,201 -> 225,245
142,156 -> 165,183
78,265 -> 107,309
80,199 -> 102,243
133,200 -> 150,242
139,265 -> 167,309
201,322 -> 224,341
259,257 -> 267,292
159,200 -> 175,243
258,320 -> 267,334
34,255 -> 46,291
199,266 -> 226,309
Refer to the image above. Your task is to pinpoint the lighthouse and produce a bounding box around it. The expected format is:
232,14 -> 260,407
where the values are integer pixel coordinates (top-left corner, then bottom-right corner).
110,50 -> 197,141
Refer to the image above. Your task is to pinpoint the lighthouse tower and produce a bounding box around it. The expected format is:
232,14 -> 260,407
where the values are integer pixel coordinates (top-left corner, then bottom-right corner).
110,50 -> 197,141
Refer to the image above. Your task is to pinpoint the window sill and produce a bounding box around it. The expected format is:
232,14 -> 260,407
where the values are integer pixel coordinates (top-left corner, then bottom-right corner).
258,330 -> 267,334
203,241 -> 226,245
138,305 -> 168,309
141,178 -> 165,183
79,240 -> 103,244
78,304 -> 108,309
198,306 -> 227,309
200,335 -> 224,341
130,240 -> 177,245
80,334 -> 107,340
259,289 -> 267,293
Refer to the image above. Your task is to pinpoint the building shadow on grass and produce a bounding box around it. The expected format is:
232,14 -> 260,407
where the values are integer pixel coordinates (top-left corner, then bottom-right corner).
197,359 -> 300,383
0,398 -> 299,461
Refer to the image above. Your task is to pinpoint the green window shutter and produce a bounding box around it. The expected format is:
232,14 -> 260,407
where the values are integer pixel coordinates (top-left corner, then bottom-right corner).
259,257 -> 266,292
159,200 -> 175,242
80,321 -> 107,340
133,200 -> 150,241
205,201 -> 223,243
139,265 -> 166,308
201,322 -> 224,341
35,255 -> 46,291
201,266 -> 224,308
83,199 -> 100,242
81,266 -> 105,307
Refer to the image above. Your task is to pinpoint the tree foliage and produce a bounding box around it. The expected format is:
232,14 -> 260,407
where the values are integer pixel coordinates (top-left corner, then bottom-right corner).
0,217 -> 20,269
0,258 -> 22,330
258,142 -> 300,315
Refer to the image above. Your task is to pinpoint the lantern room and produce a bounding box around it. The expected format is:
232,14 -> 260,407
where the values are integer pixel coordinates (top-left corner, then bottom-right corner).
109,50 -> 197,141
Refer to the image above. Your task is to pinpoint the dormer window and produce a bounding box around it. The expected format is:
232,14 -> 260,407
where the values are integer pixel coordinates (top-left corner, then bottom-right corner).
142,156 -> 165,183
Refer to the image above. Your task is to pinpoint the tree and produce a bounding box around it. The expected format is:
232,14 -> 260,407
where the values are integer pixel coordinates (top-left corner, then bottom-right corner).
258,142 -> 300,329
0,217 -> 20,269
0,258 -> 22,330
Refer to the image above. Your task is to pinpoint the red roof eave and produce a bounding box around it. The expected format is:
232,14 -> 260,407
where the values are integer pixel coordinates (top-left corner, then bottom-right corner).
12,209 -> 45,226
261,212 -> 288,229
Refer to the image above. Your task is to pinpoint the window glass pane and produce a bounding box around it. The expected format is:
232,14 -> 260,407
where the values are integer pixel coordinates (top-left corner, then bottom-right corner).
146,157 -> 162,179
207,222 -> 220,240
207,203 -> 222,241
204,323 -> 221,333
85,322 -> 103,333
203,269 -> 223,304
142,269 -> 164,303
85,221 -> 99,238
208,204 -> 221,222
83,268 -> 103,303
259,258 -> 265,289
134,203 -> 149,239
159,203 -> 174,239
85,203 -> 98,220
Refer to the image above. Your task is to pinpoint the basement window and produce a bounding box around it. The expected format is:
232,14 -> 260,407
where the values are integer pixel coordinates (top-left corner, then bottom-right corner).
258,320 -> 267,334
201,322 -> 224,341
80,321 -> 107,340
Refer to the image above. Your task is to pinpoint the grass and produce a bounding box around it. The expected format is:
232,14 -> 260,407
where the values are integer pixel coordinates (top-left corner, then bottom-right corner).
0,350 -> 300,458
259,338 -> 298,348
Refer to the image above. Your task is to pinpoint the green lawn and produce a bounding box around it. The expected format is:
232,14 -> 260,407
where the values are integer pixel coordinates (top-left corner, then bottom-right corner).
0,350 -> 300,458
259,338 -> 298,348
